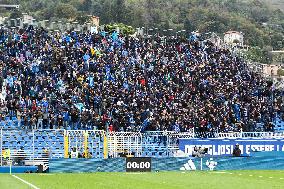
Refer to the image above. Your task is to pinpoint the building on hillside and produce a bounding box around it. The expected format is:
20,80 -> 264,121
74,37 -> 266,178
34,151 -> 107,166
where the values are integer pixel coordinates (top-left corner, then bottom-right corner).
208,33 -> 222,47
248,62 -> 281,77
91,16 -> 100,27
22,13 -> 34,25
271,50 -> 284,64
224,31 -> 244,47
261,64 -> 281,77
0,16 -> 5,25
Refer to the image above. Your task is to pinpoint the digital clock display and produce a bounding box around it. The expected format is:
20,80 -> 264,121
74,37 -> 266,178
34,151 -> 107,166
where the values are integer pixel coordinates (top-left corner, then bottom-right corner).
126,157 -> 152,172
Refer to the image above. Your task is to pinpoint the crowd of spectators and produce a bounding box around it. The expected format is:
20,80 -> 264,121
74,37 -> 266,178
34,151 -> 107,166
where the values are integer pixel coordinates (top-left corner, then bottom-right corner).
0,25 -> 283,134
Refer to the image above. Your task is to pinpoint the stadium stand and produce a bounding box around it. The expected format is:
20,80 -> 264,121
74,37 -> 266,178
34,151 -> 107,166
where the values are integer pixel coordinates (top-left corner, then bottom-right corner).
0,24 -> 284,162
0,26 -> 283,134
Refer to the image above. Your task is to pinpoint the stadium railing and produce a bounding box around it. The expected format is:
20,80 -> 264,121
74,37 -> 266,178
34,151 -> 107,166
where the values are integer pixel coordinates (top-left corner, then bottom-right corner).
217,131 -> 284,139
1,128 -> 284,167
0,129 -> 63,168
108,132 -> 142,158
0,129 -> 196,162
64,130 -> 106,158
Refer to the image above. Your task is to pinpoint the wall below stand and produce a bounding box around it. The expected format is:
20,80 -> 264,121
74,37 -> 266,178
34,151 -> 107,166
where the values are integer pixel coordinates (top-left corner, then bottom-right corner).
49,152 -> 284,173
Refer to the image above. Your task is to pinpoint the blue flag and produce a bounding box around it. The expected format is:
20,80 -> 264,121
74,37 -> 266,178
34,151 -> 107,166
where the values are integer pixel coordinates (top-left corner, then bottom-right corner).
111,31 -> 118,41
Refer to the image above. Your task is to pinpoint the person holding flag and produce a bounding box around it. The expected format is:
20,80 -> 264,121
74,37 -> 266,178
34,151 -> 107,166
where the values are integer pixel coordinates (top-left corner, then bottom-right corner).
111,30 -> 119,41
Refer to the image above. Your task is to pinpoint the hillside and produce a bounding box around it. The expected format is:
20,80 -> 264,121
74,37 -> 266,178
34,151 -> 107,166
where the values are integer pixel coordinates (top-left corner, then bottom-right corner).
0,0 -> 283,50
262,0 -> 284,12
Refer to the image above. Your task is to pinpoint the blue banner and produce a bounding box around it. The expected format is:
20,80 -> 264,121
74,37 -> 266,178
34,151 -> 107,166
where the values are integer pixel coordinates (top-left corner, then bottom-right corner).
48,155 -> 284,173
179,139 -> 284,156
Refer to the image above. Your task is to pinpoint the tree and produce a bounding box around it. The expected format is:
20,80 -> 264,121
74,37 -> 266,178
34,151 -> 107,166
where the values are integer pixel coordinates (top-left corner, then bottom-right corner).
245,46 -> 273,64
9,10 -> 22,19
76,11 -> 91,24
105,23 -> 135,35
184,18 -> 196,33
78,0 -> 93,13
277,69 -> 284,76
115,0 -> 126,23
100,0 -> 115,24
54,3 -> 77,20
1,0 -> 283,51
270,33 -> 283,50
233,39 -> 240,44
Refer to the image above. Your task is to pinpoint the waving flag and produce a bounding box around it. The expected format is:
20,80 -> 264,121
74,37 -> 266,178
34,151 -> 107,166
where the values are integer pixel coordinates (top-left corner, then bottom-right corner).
111,31 -> 118,41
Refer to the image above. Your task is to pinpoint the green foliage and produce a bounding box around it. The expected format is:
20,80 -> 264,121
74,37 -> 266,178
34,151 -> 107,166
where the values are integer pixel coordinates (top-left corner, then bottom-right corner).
76,11 -> 91,25
54,3 -> 77,20
1,0 -> 283,50
245,46 -> 273,64
233,39 -> 240,44
272,52 -> 284,64
277,68 -> 284,76
105,23 -> 135,35
270,33 -> 284,50
9,10 -> 22,19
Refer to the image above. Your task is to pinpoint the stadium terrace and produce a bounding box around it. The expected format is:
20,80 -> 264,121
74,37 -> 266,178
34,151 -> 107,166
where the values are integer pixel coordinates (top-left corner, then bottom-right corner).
0,26 -> 283,134
0,25 -> 284,189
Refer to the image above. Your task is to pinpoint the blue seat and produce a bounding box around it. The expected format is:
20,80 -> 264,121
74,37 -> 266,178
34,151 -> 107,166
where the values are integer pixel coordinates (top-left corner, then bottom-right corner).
6,120 -> 13,126
12,120 -> 18,125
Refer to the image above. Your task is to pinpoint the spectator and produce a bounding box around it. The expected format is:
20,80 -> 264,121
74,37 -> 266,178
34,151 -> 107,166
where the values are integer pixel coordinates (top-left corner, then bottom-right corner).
0,25 -> 281,135
233,144 -> 242,157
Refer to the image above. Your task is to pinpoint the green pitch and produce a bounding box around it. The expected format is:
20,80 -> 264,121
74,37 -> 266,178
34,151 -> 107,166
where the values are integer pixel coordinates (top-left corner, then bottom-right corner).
0,171 -> 284,189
